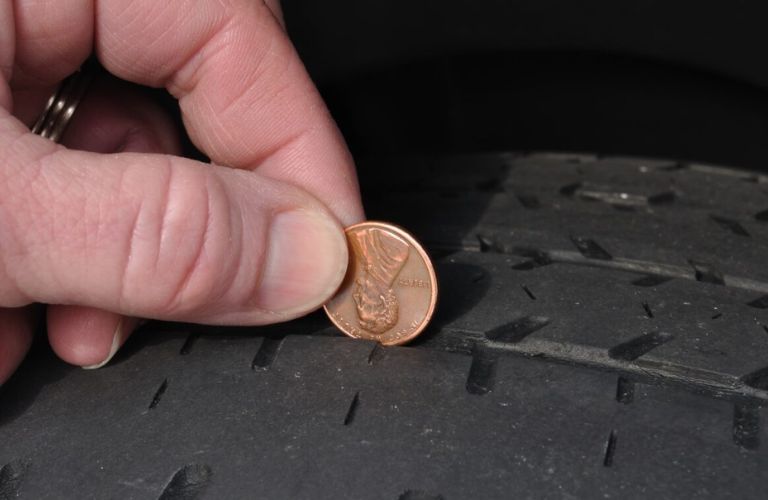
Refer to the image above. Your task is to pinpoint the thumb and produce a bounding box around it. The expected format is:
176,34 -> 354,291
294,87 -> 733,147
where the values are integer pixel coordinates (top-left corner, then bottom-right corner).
0,117 -> 348,324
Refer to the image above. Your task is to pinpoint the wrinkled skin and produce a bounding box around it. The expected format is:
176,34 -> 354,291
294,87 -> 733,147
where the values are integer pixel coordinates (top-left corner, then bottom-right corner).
0,0 -> 364,383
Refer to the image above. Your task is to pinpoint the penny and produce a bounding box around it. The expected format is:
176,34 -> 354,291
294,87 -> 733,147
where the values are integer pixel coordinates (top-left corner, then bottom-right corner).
323,221 -> 438,346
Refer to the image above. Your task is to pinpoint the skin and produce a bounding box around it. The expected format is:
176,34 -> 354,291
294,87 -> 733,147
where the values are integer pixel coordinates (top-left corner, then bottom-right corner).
0,0 -> 364,382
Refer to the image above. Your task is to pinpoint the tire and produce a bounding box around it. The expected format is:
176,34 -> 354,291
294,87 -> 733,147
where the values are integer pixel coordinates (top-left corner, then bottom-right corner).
2,152 -> 768,499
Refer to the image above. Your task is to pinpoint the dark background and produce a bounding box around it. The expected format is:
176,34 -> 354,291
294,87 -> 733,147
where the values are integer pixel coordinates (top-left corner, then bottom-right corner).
282,0 -> 768,171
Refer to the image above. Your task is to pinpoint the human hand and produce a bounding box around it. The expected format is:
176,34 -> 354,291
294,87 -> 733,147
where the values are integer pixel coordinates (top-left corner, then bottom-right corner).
0,0 -> 364,383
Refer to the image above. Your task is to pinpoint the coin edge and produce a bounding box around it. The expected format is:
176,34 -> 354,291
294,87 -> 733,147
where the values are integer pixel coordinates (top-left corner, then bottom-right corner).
322,221 -> 438,346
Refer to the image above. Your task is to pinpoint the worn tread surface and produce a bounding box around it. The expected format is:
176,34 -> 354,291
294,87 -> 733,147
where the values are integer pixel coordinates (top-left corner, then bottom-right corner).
2,153 -> 768,498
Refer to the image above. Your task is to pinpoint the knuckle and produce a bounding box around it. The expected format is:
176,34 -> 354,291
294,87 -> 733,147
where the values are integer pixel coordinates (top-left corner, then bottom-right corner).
121,164 -> 236,316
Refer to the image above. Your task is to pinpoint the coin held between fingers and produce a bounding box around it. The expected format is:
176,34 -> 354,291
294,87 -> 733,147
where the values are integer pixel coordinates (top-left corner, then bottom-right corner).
324,221 -> 438,346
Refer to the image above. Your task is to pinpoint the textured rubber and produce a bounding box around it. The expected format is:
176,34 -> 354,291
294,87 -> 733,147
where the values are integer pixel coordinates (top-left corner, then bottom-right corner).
2,153 -> 768,498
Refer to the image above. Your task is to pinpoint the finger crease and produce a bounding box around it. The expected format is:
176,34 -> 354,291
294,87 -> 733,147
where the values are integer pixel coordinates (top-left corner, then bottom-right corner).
164,15 -> 237,97
154,159 -> 176,273
119,197 -> 144,312
167,174 -> 213,313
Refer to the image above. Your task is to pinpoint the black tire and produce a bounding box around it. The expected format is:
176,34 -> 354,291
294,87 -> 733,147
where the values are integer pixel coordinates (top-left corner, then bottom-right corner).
2,153 -> 768,499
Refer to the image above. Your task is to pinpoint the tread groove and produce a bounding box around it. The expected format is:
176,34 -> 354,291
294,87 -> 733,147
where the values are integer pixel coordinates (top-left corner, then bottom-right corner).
688,260 -> 725,285
642,302 -> 654,319
710,215 -> 751,237
515,194 -> 540,209
559,182 -> 581,196
343,392 -> 361,426
521,285 -> 536,300
466,348 -> 497,395
747,295 -> 768,309
476,235 -> 498,253
608,331 -> 673,361
616,376 -> 635,404
149,379 -> 169,410
179,333 -> 198,355
741,366 -> 768,391
647,191 -> 677,204
251,335 -> 285,370
570,236 -> 613,260
471,244 -> 768,294
483,336 -> 768,402
158,464 -> 212,500
602,430 -> 618,467
367,344 -> 382,365
485,316 -> 550,344
733,403 -> 761,450
632,275 -> 673,287
0,460 -> 30,499
509,248 -> 552,270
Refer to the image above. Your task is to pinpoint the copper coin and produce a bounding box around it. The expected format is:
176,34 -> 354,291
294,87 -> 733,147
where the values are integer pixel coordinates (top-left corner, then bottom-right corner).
323,221 -> 438,346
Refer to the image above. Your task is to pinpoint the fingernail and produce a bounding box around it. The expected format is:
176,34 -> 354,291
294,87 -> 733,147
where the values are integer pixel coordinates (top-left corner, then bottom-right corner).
82,319 -> 124,370
258,209 -> 348,314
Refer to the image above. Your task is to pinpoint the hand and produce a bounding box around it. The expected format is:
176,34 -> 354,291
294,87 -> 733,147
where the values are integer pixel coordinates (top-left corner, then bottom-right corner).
0,0 -> 364,383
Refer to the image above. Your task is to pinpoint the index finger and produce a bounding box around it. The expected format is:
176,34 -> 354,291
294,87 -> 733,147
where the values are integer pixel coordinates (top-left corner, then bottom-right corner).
13,0 -> 364,224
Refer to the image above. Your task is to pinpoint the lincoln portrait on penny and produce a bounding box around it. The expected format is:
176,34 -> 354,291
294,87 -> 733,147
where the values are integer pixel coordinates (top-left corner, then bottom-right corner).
350,228 -> 410,333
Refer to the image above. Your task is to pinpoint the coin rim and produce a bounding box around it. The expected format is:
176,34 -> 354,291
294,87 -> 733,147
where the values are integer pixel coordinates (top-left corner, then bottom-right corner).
323,221 -> 438,346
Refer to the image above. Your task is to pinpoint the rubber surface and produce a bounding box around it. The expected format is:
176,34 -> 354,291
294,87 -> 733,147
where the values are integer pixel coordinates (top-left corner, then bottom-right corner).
2,153 -> 768,498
